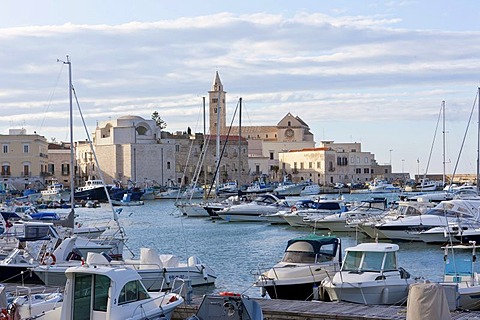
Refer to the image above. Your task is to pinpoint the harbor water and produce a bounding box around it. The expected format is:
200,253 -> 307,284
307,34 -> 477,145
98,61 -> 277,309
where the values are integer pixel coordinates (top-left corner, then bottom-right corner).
76,192 -> 449,298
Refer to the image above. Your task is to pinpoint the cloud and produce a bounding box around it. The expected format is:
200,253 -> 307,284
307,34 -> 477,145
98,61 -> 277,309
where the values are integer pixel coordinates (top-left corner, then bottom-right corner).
0,11 -> 479,174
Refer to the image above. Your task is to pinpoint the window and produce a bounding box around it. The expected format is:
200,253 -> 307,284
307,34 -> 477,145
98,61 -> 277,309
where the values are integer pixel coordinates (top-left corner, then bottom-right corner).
317,162 -> 321,169
1,165 -> 10,176
23,144 -> 29,153
355,168 -> 361,174
269,152 -> 274,160
118,280 -> 149,305
294,162 -> 297,169
300,162 -> 304,169
136,126 -> 148,135
61,163 -> 70,176
93,275 -> 110,311
364,157 -> 369,164
23,165 -> 29,176
167,162 -> 171,170
364,168 -> 369,174
2,145 -> 7,153
175,145 -> 180,152
212,98 -> 218,104
309,162 -> 313,169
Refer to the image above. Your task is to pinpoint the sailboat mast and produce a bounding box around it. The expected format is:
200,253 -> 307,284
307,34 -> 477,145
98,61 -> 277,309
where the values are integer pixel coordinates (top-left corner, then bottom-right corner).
442,100 -> 446,187
238,97 -> 242,190
203,96 -> 207,197
60,55 -> 75,211
477,88 -> 480,194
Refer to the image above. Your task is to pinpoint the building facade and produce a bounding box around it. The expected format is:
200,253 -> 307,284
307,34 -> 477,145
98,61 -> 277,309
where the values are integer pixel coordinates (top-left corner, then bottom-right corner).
0,128 -> 49,189
279,141 -> 392,186
46,142 -> 74,187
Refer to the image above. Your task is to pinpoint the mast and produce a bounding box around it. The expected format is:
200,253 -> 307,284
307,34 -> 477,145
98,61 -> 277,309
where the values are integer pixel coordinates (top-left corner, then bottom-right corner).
59,55 -> 75,213
203,96 -> 207,198
238,97 -> 242,191
477,88 -> 480,194
442,100 -> 446,187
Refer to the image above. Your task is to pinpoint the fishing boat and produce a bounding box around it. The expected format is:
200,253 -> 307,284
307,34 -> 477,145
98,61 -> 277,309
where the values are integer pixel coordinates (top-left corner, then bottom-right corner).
254,234 -> 341,301
322,242 -> 415,305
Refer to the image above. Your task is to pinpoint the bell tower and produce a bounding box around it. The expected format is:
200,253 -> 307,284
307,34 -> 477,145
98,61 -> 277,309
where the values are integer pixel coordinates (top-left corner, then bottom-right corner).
208,71 -> 227,135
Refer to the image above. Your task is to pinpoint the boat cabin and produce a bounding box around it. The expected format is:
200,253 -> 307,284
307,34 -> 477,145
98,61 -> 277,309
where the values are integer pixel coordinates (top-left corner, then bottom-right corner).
282,235 -> 341,264
341,242 -> 399,273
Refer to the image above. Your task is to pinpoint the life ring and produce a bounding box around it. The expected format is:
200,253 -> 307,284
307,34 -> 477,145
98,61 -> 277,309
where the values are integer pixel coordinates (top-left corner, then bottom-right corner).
291,206 -> 297,212
41,252 -> 56,265
219,292 -> 240,297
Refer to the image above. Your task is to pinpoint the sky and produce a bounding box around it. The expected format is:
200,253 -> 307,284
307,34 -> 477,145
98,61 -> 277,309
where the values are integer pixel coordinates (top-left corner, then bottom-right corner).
1,0 -> 480,178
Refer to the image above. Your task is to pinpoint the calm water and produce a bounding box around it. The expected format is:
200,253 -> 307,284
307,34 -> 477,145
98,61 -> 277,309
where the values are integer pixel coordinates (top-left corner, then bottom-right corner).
75,192 -> 449,298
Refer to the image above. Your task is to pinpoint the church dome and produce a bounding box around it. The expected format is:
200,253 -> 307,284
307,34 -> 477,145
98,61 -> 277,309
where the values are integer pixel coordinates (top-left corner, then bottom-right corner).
117,115 -> 145,121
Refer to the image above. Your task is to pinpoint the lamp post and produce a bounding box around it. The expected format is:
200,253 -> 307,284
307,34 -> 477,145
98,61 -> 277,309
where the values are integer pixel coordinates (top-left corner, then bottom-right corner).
389,149 -> 393,166
402,159 -> 405,185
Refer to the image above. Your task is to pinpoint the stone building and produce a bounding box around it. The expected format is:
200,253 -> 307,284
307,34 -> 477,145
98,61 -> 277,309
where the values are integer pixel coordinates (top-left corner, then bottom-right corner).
0,128 -> 49,190
76,115 -> 176,186
46,142 -> 74,187
279,141 -> 392,186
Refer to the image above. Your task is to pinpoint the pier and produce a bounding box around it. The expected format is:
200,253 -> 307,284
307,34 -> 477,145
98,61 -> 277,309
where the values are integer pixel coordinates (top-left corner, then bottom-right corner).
172,297 -> 480,320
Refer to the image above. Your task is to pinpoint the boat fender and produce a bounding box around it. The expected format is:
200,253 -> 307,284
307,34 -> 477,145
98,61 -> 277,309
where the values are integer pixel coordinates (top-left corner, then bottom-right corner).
381,287 -> 390,304
312,284 -> 319,300
41,252 -> 56,265
219,292 -> 240,297
0,308 -> 10,320
201,265 -> 208,280
260,287 -> 267,297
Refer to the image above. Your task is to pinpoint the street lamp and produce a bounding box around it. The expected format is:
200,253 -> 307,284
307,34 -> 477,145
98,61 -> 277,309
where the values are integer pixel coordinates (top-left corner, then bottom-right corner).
389,149 -> 393,166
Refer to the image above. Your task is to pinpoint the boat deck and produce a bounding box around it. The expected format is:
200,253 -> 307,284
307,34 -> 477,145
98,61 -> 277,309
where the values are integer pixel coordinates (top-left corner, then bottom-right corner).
173,297 -> 480,320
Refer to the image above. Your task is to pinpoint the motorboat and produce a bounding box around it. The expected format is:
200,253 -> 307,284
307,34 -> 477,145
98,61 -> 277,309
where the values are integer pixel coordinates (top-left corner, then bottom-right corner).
300,183 -> 321,196
185,293 -> 264,320
8,252 -> 185,320
414,178 -> 439,192
374,199 -> 480,242
306,198 -> 388,232
8,288 -> 63,319
254,234 -> 341,301
273,179 -> 305,196
322,242 -> 415,305
111,193 -> 145,206
34,246 -> 217,291
176,202 -> 210,217
243,181 -> 274,195
441,242 -> 480,310
217,194 -> 289,222
367,179 -> 401,193
263,198 -> 319,225
357,200 -> 435,240
41,181 -> 70,202
281,198 -> 348,228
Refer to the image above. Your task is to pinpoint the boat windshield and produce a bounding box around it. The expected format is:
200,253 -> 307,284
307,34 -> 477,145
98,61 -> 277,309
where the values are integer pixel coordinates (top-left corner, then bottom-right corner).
282,240 -> 335,264
425,208 -> 473,218
342,251 -> 397,272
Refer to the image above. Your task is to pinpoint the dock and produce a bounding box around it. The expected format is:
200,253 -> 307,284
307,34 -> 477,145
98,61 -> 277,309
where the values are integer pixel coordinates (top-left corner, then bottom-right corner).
172,297 -> 480,320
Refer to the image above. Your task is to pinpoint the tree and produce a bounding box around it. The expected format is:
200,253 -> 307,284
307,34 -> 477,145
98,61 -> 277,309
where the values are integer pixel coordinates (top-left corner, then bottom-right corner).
151,111 -> 167,130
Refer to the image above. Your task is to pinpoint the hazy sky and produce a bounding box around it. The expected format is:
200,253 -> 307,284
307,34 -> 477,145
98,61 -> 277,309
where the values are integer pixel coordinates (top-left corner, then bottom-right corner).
1,1 -> 480,177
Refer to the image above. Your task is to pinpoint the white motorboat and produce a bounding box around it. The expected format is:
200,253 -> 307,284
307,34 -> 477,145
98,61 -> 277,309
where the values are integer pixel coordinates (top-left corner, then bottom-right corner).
322,242 -> 415,305
254,234 -> 341,301
375,199 -> 480,242
8,288 -> 63,319
282,198 -> 348,228
357,200 -> 435,240
176,202 -> 210,217
306,198 -> 388,232
367,179 -> 401,193
10,252 -> 185,320
34,246 -> 217,291
41,181 -> 70,202
217,194 -> 289,222
273,179 -> 305,196
414,178 -> 439,192
300,183 -> 321,196
441,242 -> 480,310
